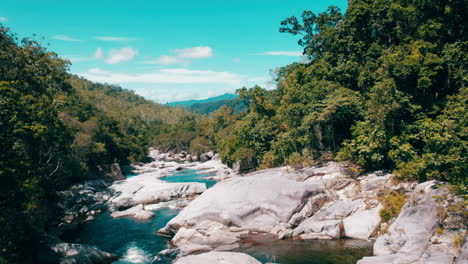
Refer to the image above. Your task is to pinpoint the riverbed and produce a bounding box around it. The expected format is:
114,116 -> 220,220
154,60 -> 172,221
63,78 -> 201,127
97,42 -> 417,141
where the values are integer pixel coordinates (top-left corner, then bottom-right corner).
63,167 -> 373,264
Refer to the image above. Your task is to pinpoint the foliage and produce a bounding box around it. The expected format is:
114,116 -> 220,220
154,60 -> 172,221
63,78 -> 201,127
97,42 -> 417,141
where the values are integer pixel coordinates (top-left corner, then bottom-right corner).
0,26 -> 196,263
208,0 -> 467,190
378,191 -> 406,223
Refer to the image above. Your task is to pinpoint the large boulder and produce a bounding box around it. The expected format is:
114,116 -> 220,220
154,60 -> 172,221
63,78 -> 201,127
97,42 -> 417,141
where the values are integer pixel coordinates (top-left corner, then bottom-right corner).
159,167 -> 325,254
357,181 -> 445,264
343,204 -> 382,240
232,158 -> 255,174
96,163 -> 125,181
110,204 -> 155,220
200,152 -> 213,162
108,174 -> 206,211
293,219 -> 342,239
174,252 -> 261,264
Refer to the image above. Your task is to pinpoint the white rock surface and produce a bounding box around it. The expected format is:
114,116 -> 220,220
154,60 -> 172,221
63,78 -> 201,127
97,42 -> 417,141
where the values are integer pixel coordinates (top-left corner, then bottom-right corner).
343,204 -> 382,240
357,181 -> 446,264
159,166 -> 329,253
110,204 -> 155,220
457,235 -> 468,264
293,219 -> 342,239
174,252 -> 261,264
158,162 -> 403,255
108,174 -> 206,211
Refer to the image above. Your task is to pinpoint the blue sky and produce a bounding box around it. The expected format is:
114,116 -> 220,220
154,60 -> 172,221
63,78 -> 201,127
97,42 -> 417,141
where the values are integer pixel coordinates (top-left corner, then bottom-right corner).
0,0 -> 347,103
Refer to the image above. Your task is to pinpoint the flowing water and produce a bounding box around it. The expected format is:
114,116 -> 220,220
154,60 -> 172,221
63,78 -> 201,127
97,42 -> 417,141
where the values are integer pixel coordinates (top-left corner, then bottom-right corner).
64,168 -> 373,264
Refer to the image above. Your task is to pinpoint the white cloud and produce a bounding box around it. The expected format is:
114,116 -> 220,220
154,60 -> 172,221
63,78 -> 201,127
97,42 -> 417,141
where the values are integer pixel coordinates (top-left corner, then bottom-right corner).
233,57 -> 241,63
105,47 -> 138,64
0,17 -> 8,22
94,48 -> 103,59
255,51 -> 302,57
143,55 -> 183,66
95,36 -> 136,41
53,35 -> 82,42
79,68 -> 243,86
173,46 -> 212,59
143,46 -> 212,66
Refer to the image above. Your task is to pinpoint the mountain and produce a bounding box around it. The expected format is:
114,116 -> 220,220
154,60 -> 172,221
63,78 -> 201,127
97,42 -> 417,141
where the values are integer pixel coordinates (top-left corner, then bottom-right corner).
166,93 -> 238,107
166,93 -> 245,115
186,99 -> 246,115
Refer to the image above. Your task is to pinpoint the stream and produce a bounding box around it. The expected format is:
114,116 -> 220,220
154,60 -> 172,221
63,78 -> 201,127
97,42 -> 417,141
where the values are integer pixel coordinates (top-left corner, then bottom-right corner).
63,168 -> 373,264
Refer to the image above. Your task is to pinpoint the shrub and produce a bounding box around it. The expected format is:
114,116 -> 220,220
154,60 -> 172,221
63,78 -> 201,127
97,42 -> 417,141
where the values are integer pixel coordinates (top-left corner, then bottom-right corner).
378,191 -> 406,223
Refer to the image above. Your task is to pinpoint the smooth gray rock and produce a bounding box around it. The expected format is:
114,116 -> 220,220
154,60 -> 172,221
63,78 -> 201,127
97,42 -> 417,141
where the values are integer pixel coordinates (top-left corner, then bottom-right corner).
343,204 -> 382,240
293,219 -> 342,239
457,234 -> 468,264
232,158 -> 255,173
174,252 -> 261,264
159,167 -> 324,253
110,204 -> 155,220
358,181 -> 444,264
105,163 -> 125,181
109,175 -> 206,211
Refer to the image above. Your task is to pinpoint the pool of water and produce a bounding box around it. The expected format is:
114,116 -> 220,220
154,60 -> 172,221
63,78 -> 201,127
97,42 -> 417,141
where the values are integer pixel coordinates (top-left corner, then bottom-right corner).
64,168 -> 373,264
236,235 -> 373,264
64,208 -> 179,264
160,168 -> 217,188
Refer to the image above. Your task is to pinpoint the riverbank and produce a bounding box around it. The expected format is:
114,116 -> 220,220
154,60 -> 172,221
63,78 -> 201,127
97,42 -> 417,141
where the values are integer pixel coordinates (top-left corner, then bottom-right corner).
52,149 -> 466,264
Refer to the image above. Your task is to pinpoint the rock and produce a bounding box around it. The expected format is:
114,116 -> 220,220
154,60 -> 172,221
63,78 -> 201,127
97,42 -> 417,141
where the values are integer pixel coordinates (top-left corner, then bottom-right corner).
358,181 -> 444,263
457,234 -> 468,264
108,174 -> 207,211
110,204 -> 155,220
288,193 -> 330,227
420,243 -> 457,264
293,219 -> 342,239
134,210 -> 156,220
310,199 -> 363,221
174,252 -> 261,264
343,204 -> 382,239
51,242 -> 118,264
57,180 -> 113,225
159,167 -> 324,253
212,153 -> 220,160
232,158 -> 255,173
105,163 -> 125,181
200,152 -> 210,162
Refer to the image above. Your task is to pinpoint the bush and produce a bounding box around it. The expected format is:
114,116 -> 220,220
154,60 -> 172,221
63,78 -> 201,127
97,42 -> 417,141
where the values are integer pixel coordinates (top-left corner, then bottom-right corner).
286,151 -> 314,170
378,191 -> 406,223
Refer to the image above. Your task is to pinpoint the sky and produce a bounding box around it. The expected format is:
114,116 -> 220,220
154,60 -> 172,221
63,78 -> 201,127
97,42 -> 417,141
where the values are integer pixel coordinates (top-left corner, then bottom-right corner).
0,0 -> 347,103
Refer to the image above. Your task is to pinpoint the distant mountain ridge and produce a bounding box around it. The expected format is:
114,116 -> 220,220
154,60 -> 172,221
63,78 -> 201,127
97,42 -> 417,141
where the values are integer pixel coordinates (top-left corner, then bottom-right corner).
166,93 -> 238,107
166,93 -> 245,115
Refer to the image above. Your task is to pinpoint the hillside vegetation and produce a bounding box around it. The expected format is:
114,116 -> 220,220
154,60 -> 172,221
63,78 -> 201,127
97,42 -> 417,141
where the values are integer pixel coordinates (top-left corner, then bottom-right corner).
205,0 -> 467,189
0,27 -> 196,263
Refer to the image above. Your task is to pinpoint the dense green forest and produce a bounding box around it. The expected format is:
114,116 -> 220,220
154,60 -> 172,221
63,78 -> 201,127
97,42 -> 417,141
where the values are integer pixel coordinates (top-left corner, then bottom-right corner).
208,0 -> 467,189
0,0 -> 467,262
0,26 -> 198,263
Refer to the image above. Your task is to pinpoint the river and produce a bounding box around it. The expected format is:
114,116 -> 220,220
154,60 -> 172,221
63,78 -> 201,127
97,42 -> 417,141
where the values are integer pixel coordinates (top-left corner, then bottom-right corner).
63,167 -> 373,264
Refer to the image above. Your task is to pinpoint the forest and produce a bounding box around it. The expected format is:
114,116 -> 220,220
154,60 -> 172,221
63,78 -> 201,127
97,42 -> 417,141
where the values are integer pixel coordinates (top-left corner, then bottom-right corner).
0,0 -> 467,263
210,0 -> 467,189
